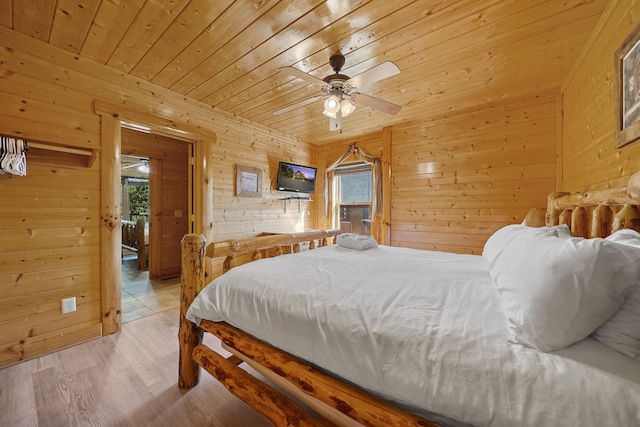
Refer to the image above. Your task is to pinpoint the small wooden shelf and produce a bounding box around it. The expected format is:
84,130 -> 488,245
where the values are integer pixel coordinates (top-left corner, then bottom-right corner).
27,141 -> 97,168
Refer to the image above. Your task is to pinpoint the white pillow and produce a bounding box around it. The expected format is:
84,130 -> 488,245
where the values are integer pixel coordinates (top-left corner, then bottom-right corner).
591,286 -> 640,358
490,228 -> 640,352
590,229 -> 640,358
605,228 -> 640,247
482,224 -> 570,268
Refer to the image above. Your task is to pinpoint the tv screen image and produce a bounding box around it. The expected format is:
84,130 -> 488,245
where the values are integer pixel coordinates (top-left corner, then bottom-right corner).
276,162 -> 317,194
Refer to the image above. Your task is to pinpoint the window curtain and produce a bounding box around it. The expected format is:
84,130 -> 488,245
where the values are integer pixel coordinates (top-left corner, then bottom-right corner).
324,143 -> 382,219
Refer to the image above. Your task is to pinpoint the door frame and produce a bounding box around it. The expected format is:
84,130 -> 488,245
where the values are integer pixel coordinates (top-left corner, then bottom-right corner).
95,100 -> 216,335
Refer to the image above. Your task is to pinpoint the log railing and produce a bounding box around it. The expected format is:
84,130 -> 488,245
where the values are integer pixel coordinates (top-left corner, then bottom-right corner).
121,217 -> 148,270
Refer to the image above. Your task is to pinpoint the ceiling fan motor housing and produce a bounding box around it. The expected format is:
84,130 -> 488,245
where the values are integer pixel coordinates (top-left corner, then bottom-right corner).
329,53 -> 346,72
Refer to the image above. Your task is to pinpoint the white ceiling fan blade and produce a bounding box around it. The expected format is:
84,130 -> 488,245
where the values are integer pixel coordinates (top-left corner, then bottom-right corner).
346,61 -> 400,89
279,66 -> 326,87
273,95 -> 326,115
351,92 -> 402,115
122,162 -> 143,169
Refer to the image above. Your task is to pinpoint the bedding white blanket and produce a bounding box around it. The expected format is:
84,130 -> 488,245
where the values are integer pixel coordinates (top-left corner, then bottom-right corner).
187,245 -> 640,427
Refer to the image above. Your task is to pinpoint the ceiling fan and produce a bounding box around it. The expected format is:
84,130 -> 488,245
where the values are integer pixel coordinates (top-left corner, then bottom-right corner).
122,156 -> 149,174
274,53 -> 402,131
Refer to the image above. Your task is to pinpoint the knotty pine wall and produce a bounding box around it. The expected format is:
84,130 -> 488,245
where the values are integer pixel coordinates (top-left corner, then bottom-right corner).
0,26 -> 316,368
561,0 -> 640,189
319,92 -> 558,254
0,149 -> 102,368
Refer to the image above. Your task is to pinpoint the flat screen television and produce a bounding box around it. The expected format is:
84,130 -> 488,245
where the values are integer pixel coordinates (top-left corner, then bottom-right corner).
276,161 -> 317,194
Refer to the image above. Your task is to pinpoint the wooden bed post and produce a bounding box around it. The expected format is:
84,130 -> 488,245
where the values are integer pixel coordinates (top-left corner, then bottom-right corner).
179,234 -> 206,389
591,205 -> 613,238
570,207 -> 588,237
613,204 -> 640,232
546,192 -> 569,226
522,207 -> 546,227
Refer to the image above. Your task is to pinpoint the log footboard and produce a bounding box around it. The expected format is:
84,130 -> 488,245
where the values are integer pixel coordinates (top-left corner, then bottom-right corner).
178,229 -> 440,427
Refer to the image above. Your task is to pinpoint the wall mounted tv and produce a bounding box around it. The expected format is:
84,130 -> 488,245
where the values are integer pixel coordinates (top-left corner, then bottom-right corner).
276,161 -> 317,194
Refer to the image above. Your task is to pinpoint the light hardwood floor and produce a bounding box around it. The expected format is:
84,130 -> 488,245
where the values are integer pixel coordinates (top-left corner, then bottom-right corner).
0,307 -> 273,427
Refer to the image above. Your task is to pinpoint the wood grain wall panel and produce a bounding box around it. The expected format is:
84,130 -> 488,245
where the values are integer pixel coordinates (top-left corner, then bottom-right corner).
390,94 -> 557,254
0,265 -> 99,299
0,157 -> 102,366
0,322 -> 102,367
562,0 -> 640,190
0,24 -> 316,367
0,283 -> 94,323
318,95 -> 556,254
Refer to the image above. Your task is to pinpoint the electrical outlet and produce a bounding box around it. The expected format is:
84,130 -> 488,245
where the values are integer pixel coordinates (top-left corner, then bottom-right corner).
61,297 -> 76,314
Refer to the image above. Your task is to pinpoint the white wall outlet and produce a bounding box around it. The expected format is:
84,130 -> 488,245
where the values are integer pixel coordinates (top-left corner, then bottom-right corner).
61,297 -> 76,314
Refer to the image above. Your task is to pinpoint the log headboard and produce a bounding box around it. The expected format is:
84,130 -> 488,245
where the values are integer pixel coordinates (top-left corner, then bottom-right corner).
525,171 -> 640,238
546,171 -> 640,238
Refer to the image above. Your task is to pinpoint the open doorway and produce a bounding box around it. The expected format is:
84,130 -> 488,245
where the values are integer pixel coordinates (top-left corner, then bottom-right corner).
118,127 -> 191,323
121,154 -> 149,269
120,155 -> 165,323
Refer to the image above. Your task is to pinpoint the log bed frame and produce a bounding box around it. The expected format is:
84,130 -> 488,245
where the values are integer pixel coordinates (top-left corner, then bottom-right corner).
178,171 -> 640,427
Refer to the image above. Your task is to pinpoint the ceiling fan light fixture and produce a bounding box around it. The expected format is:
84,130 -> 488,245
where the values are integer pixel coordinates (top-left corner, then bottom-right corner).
324,95 -> 341,113
322,109 -> 337,118
138,159 -> 149,174
340,99 -> 355,117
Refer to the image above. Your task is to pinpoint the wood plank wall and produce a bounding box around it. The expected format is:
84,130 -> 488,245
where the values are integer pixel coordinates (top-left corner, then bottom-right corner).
121,129 -> 188,278
0,26 -> 316,368
0,149 -> 103,368
562,0 -> 640,190
319,92 -> 558,254
390,93 -> 558,254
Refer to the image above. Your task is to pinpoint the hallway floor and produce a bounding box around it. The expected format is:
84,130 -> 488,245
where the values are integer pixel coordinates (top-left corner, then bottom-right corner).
121,255 -> 180,324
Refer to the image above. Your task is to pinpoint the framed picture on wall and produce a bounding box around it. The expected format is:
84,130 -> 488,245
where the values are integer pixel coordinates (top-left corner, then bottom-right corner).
236,164 -> 262,197
615,22 -> 640,148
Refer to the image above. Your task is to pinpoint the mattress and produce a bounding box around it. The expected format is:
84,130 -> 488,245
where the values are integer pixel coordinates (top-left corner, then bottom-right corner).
187,245 -> 640,426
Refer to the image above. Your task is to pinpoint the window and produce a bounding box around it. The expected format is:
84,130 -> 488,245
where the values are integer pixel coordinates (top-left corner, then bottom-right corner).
335,163 -> 372,235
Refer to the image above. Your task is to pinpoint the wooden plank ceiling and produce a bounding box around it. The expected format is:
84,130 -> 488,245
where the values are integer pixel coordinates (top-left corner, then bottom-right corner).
1,0 -> 607,144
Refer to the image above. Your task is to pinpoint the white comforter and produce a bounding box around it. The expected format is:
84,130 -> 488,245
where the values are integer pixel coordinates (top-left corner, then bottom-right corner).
187,245 -> 640,427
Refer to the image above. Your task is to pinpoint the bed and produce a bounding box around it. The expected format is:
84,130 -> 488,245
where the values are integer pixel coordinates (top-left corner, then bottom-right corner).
178,171 -> 640,427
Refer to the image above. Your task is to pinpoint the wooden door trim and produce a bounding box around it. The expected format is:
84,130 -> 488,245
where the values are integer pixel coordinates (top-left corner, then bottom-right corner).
95,100 -> 216,335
